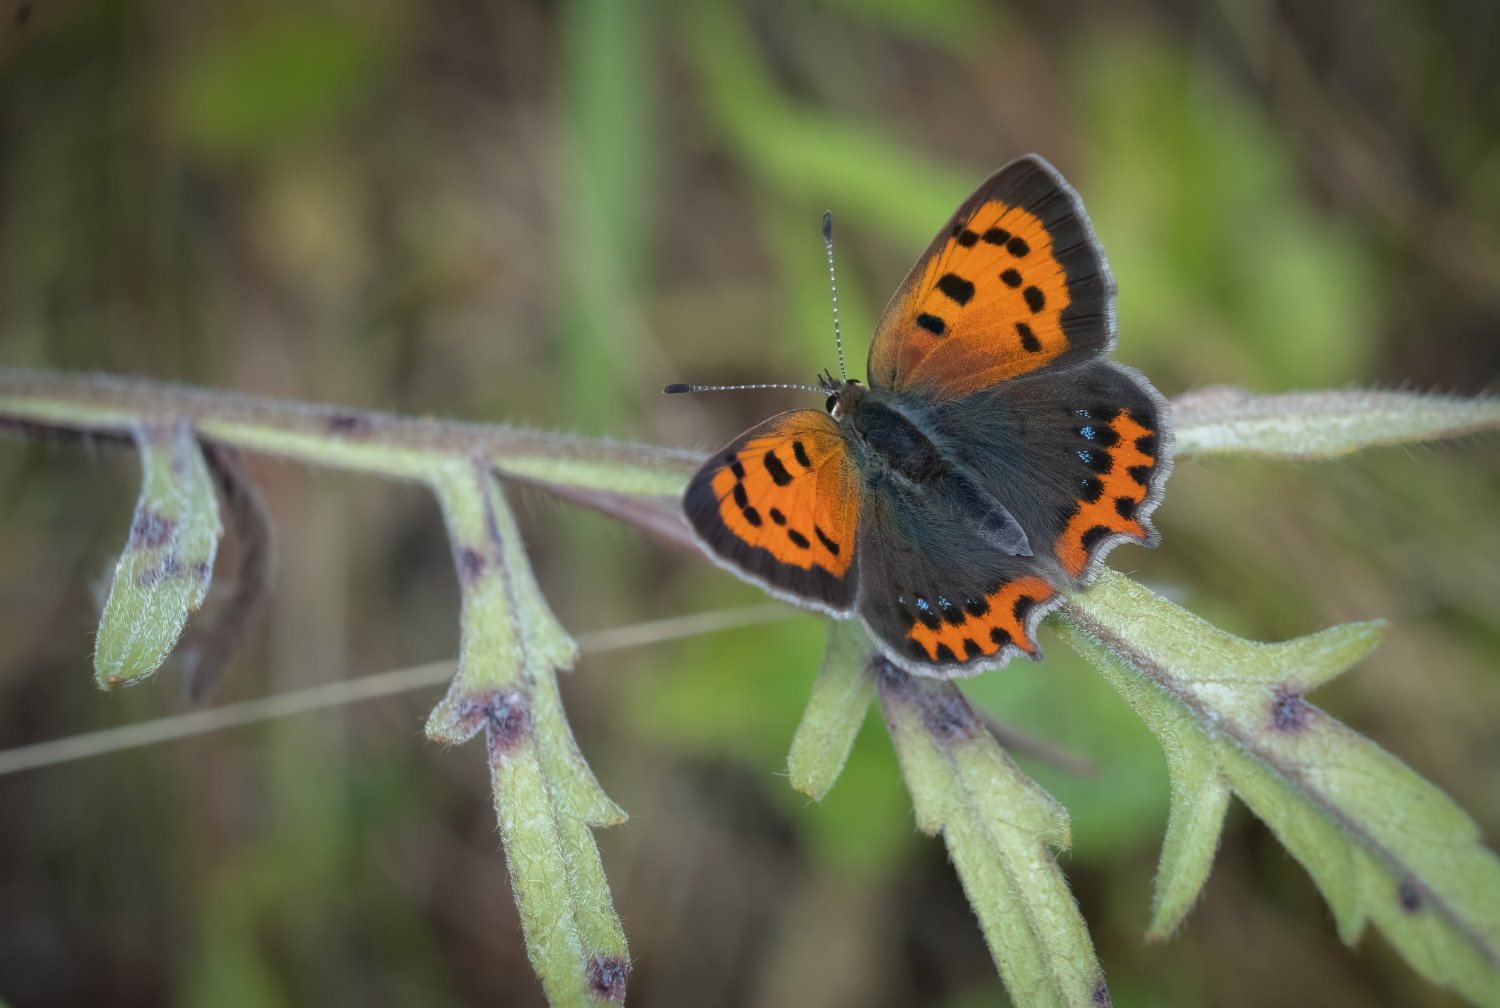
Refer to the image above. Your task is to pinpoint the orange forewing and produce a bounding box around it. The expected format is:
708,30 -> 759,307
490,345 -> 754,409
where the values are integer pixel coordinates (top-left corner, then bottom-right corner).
868,156 -> 1114,399
1056,408 -> 1161,579
880,202 -> 1071,386
706,422 -> 857,577
685,409 -> 861,611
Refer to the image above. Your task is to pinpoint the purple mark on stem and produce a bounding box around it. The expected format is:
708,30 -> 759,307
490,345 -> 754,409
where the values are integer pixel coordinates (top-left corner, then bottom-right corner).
586,955 -> 629,1001
130,510 -> 175,549
1398,877 -> 1423,913
456,546 -> 486,584
874,657 -> 980,742
326,413 -> 369,435
1270,686 -> 1310,732
480,691 -> 534,760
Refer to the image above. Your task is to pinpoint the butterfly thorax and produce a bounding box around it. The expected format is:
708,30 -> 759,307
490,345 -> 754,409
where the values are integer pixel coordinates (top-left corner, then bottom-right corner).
831,378 -> 1036,558
830,380 -> 951,487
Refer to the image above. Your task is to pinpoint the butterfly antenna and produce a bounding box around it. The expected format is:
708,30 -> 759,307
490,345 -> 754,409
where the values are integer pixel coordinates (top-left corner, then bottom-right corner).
664,382 -> 824,395
822,211 -> 848,381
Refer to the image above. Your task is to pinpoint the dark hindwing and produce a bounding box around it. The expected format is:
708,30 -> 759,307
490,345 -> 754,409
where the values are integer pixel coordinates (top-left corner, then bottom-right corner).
855,471 -> 1062,678
684,409 -> 861,613
931,358 -> 1173,589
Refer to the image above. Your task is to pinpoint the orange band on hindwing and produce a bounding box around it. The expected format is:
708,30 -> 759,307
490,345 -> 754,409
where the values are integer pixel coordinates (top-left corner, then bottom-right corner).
1056,408 -> 1160,579
901,575 -> 1056,664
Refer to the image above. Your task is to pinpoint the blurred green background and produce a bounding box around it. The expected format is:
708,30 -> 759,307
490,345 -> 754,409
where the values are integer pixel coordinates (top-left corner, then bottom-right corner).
1,0 -> 1497,1005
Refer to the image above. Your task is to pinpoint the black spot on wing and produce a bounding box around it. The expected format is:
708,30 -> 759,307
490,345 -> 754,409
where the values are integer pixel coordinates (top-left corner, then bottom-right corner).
792,440 -> 812,469
683,457 -> 857,611
936,273 -> 975,306
763,449 -> 793,486
917,312 -> 946,335
1078,424 -> 1119,447
937,595 -> 962,625
1079,449 -> 1112,474
1080,525 -> 1111,551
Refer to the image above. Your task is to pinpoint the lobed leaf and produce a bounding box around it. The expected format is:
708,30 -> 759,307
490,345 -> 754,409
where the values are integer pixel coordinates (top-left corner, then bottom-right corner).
1065,569 -> 1500,1006
426,461 -> 627,1005
788,618 -> 876,799
95,421 -> 223,689
1173,386 -> 1500,460
876,656 -> 1108,1008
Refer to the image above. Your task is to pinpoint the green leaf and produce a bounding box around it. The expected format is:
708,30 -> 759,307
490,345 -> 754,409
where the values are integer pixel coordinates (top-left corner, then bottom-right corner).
1173,387 -> 1500,460
425,462 -> 627,1005
876,659 -> 1108,1008
425,460 -> 578,742
1066,569 -> 1500,1006
788,619 -> 876,799
95,421 -> 223,688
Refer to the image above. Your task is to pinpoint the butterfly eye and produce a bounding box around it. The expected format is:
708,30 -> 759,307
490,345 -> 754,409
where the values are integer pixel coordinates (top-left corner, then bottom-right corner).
825,393 -> 840,415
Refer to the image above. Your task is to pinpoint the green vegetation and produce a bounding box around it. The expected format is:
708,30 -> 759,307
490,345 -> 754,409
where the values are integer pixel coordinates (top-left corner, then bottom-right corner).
1,2 -> 1497,1006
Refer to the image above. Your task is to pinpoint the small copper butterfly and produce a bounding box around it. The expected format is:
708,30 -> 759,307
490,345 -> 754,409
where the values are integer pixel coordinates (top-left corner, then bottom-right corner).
672,155 -> 1173,676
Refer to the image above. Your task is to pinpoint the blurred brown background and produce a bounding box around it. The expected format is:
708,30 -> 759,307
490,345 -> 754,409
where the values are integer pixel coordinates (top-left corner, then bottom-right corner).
1,0 -> 1497,1005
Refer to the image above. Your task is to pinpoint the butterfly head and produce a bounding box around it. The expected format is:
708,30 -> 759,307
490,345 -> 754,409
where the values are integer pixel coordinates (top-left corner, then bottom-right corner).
818,369 -> 863,420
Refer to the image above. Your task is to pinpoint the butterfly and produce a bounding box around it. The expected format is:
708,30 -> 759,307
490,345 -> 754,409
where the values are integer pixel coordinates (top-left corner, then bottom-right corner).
677,154 -> 1172,677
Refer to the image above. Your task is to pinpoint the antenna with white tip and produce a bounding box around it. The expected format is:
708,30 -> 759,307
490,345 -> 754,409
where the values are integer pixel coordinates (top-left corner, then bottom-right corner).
663,381 -> 824,395
663,211 -> 853,400
822,211 -> 848,381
